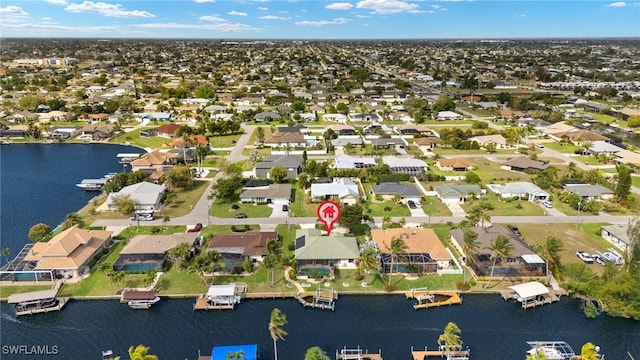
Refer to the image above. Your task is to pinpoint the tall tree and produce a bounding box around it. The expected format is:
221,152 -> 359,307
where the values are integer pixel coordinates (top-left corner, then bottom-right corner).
127,344 -> 158,360
256,127 -> 265,143
338,204 -> 365,233
263,254 -> 279,287
28,223 -> 51,242
188,256 -> 212,285
462,230 -> 480,283
484,235 -> 514,288
534,236 -> 564,277
62,212 -> 85,230
437,322 -> 463,353
625,217 -> 640,272
207,250 -> 222,284
615,164 -> 631,203
270,166 -> 288,183
357,247 -> 379,285
386,237 -> 408,285
304,347 -> 330,360
2,247 -> 11,265
268,308 -> 288,360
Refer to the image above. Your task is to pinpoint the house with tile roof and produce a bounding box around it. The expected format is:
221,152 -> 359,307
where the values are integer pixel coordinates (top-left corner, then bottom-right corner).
114,233 -> 198,272
371,228 -> 452,274
502,156 -> 550,173
155,123 -> 181,138
294,229 -> 359,278
263,132 -> 306,149
436,157 -> 474,172
469,134 -> 509,149
206,231 -> 278,270
130,150 -> 178,181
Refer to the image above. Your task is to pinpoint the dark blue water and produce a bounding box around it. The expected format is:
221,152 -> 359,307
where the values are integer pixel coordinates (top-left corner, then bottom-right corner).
1,145 -> 639,360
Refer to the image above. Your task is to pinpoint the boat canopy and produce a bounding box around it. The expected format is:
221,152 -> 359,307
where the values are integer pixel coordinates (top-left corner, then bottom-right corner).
207,284 -> 236,298
508,282 -> 549,300
8,289 -> 58,304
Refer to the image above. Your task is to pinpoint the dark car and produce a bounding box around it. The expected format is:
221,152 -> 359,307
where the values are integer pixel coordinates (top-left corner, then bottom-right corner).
187,223 -> 203,233
509,226 -> 522,236
407,200 -> 417,209
282,204 -> 289,212
235,213 -> 247,219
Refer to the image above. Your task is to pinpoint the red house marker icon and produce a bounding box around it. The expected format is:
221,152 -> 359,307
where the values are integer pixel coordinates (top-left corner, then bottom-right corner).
317,200 -> 341,235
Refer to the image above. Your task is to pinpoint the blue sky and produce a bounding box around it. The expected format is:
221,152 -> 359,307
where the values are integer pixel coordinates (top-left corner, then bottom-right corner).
1,1 -> 638,39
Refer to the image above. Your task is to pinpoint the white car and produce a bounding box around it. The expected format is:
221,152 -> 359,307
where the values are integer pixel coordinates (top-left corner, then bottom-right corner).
576,251 -> 594,264
542,200 -> 553,208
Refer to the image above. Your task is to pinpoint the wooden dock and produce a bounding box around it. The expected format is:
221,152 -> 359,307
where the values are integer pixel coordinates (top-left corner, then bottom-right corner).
336,347 -> 383,360
193,295 -> 235,310
15,297 -> 69,316
244,292 -> 296,299
500,289 -> 559,309
297,288 -> 338,311
405,288 -> 462,310
411,350 -> 470,360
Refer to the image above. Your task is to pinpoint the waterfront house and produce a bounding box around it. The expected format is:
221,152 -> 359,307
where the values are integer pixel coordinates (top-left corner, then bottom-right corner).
206,231 -> 278,271
130,150 -> 178,180
371,228 -> 452,274
433,184 -> 483,204
436,158 -> 474,172
310,178 -> 360,205
239,183 -> 291,204
600,224 -> 630,253
588,141 -> 624,156
450,225 -> 546,278
613,149 -> 640,166
371,182 -> 423,203
19,225 -> 112,279
254,155 -> 304,179
501,156 -> 550,173
156,123 -> 181,138
105,182 -> 166,212
114,233 -> 198,272
79,123 -> 115,140
294,229 -> 359,278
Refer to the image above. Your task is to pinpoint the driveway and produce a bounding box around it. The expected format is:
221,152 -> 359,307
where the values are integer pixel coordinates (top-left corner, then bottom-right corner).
445,202 -> 467,217
269,203 -> 289,218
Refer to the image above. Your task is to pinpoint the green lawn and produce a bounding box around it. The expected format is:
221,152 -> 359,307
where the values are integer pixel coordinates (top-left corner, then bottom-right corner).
366,200 -> 411,217
421,198 -> 452,216
0,285 -> 53,299
110,128 -> 168,148
209,133 -> 244,148
462,193 -> 545,216
543,142 -> 581,154
161,180 -> 210,218
632,176 -> 640,188
155,267 -> 209,295
210,199 -> 273,218
467,158 -> 533,183
290,187 -> 319,217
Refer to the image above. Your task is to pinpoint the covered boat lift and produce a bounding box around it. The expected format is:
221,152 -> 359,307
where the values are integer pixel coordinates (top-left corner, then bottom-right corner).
8,288 -> 67,315
502,282 -> 559,309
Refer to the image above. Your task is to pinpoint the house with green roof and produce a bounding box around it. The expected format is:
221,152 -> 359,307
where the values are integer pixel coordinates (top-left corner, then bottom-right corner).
294,229 -> 359,278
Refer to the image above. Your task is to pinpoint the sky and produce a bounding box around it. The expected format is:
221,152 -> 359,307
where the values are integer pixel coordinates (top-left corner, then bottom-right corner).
0,0 -> 639,39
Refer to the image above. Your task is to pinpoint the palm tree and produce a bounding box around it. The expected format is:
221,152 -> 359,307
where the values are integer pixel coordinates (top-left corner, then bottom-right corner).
226,350 -> 245,360
484,235 -> 514,288
110,271 -> 125,289
2,247 -> 11,265
462,230 -> 480,284
207,250 -> 222,284
386,237 -> 408,285
535,236 -> 564,277
575,342 -> 599,360
263,254 -> 279,287
437,322 -> 463,353
268,308 -> 288,360
357,247 -> 379,285
161,214 -> 170,231
188,256 -> 212,285
526,348 -> 548,360
62,212 -> 84,230
127,344 -> 158,360
144,271 -> 157,288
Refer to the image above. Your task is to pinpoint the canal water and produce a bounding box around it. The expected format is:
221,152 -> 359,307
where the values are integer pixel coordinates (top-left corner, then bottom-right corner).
1,144 -> 639,360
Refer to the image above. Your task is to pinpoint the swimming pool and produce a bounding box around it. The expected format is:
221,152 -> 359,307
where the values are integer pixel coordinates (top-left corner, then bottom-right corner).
120,263 -> 157,272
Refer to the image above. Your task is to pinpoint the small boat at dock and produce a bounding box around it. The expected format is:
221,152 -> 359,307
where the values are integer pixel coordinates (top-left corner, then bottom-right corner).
7,288 -> 68,316
121,289 -> 160,309
75,173 -> 116,191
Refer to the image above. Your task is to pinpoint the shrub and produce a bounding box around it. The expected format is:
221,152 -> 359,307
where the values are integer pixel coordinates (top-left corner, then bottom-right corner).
456,281 -> 471,291
384,284 -> 397,292
469,279 -> 477,287
231,204 -> 240,209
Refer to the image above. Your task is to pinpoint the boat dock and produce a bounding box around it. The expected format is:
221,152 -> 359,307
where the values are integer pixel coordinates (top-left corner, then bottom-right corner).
76,178 -> 109,191
405,288 -> 462,310
117,153 -> 142,164
411,349 -> 470,360
336,347 -> 383,360
7,284 -> 68,316
193,283 -> 247,310
501,282 -> 559,309
296,287 -> 338,311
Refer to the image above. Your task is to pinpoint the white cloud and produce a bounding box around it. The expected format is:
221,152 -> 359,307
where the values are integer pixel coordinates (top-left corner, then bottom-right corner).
0,5 -> 28,15
326,2 -> 354,10
606,1 -> 626,6
259,15 -> 291,20
356,0 -> 419,14
515,14 -> 527,17
44,0 -> 69,5
295,17 -> 349,26
355,14 -> 371,18
200,15 -> 226,22
258,7 -> 268,10
65,1 -> 155,18
137,22 -> 257,32
228,10 -> 248,16
194,0 -> 215,3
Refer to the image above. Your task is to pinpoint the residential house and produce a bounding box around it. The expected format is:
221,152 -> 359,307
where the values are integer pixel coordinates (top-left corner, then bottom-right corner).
278,125 -> 308,134
240,183 -> 291,204
294,229 -> 359,277
469,134 -> 508,149
582,102 -> 609,114
370,137 -> 406,149
381,156 -> 428,175
589,141 -> 624,156
615,107 -> 640,121
371,228 -> 452,274
254,111 -> 280,122
334,155 -> 377,169
141,112 -> 171,121
263,132 -> 306,150
450,225 -> 546,278
502,156 -> 550,173
613,149 -> 640,166
113,233 -> 198,272
170,134 -> 209,147
206,231 -> 278,271
105,182 -> 166,212
79,123 -> 116,140
562,183 -> 614,201
487,182 -> 549,201
328,124 -> 357,136
600,224 -> 631,252
22,225 -> 112,279
331,136 -> 363,149
156,123 -> 181,138
413,136 -> 441,150
436,111 -> 463,120
323,113 -> 348,124
436,158 -> 474,172
394,124 -> 435,136
433,184 -> 483,204
310,178 -> 360,205
130,151 -> 178,180
254,155 -> 304,179
371,182 -> 422,203
560,129 -> 610,143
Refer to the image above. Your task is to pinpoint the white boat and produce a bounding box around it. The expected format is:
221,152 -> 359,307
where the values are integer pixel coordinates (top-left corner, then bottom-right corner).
121,290 -> 160,309
75,178 -> 108,191
128,297 -> 160,309
526,341 -> 575,360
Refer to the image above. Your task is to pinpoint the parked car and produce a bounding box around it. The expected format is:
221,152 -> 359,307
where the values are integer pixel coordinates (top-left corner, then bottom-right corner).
407,200 -> 417,209
535,143 -> 545,149
509,226 -> 522,237
601,251 -> 623,265
591,254 -> 606,266
282,204 -> 289,212
542,200 -> 553,208
576,251 -> 594,264
235,213 -> 247,219
139,215 -> 154,221
187,223 -> 203,233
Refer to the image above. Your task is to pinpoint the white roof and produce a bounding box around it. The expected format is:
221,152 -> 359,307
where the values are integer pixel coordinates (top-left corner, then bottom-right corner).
521,254 -> 545,264
207,284 -> 236,298
8,289 -> 58,304
508,282 -> 549,300
311,178 -> 359,199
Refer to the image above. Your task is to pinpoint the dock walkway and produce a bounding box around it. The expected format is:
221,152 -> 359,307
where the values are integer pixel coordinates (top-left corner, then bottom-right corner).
405,288 -> 462,310
411,350 -> 470,360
